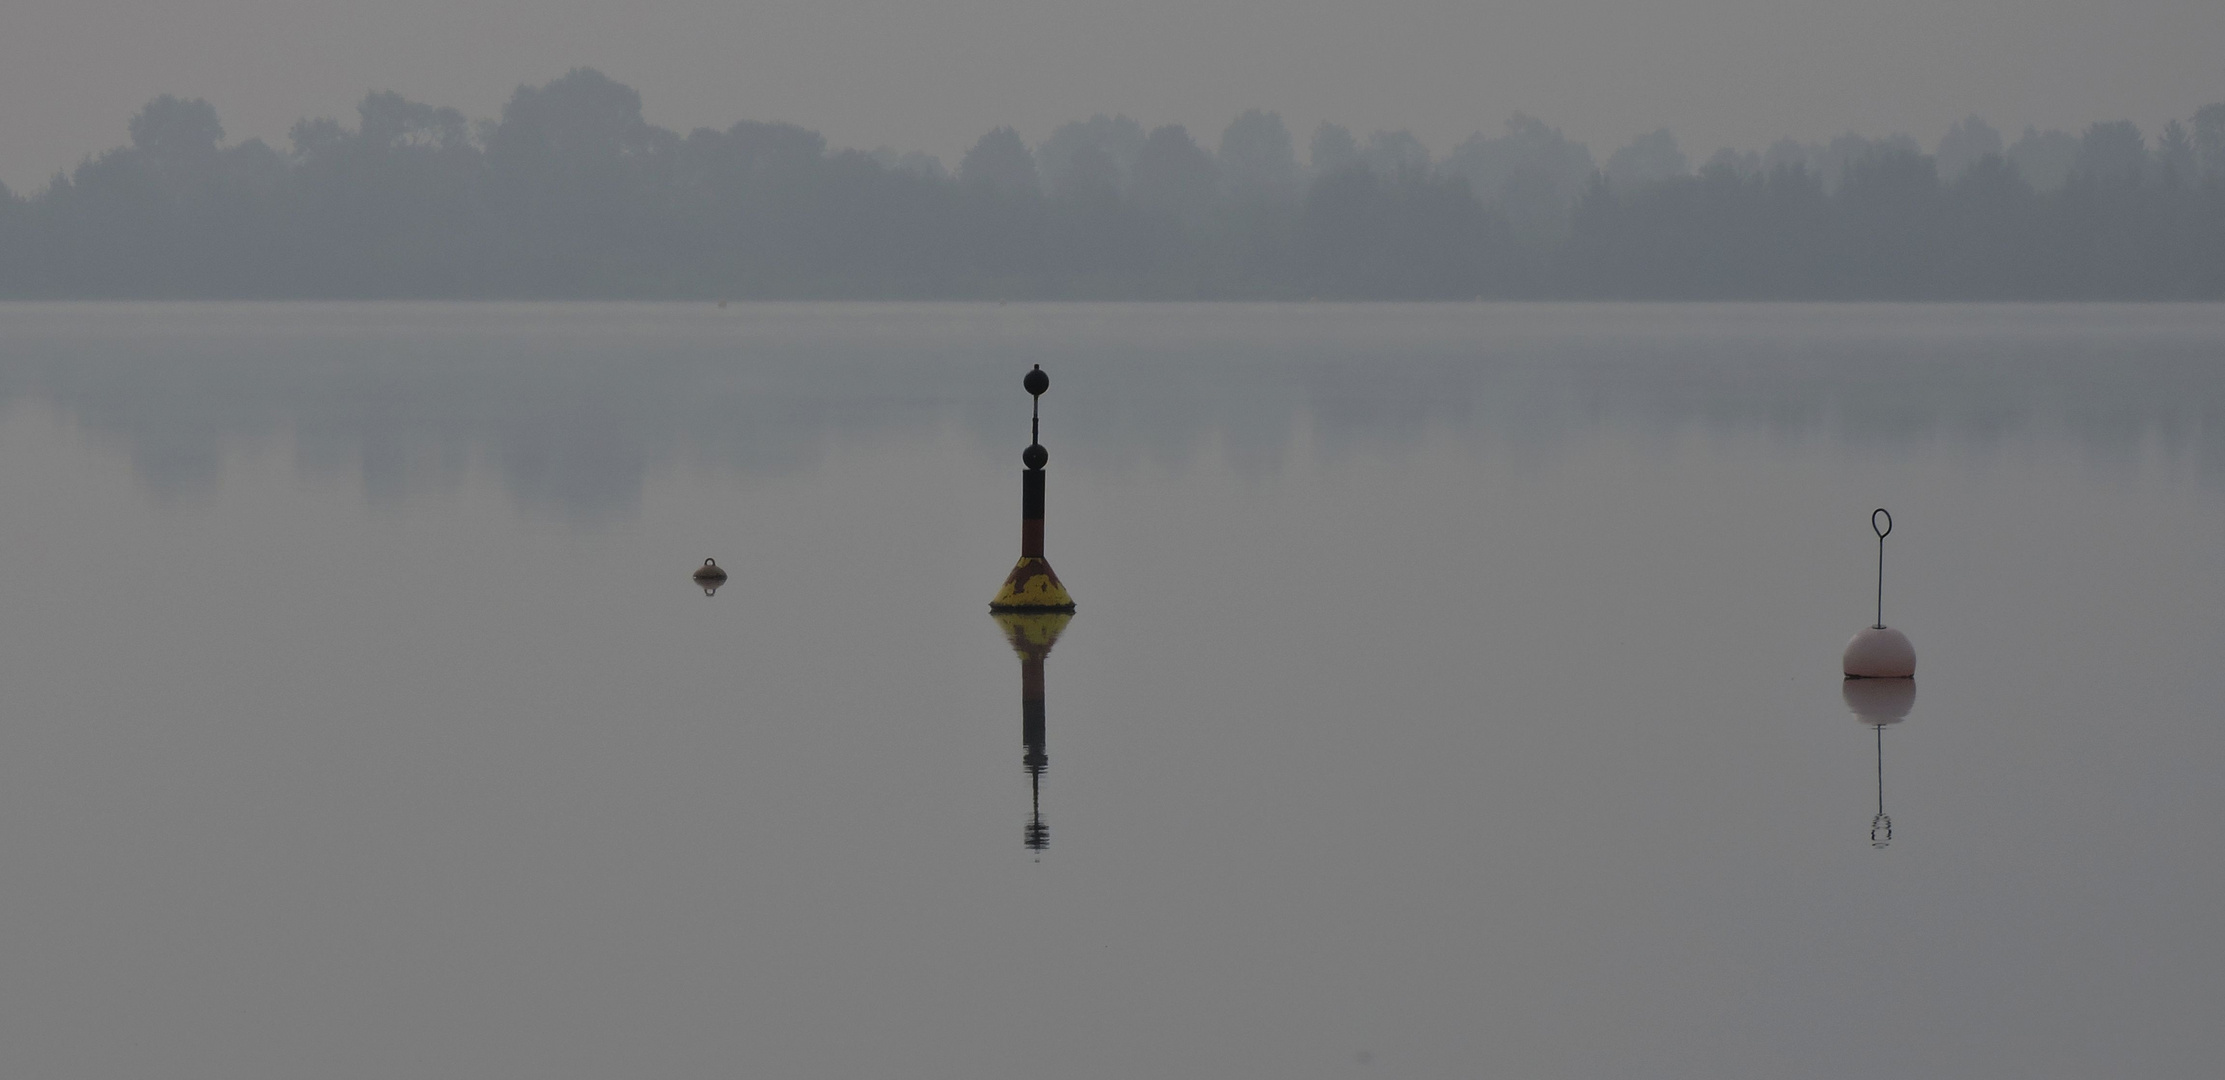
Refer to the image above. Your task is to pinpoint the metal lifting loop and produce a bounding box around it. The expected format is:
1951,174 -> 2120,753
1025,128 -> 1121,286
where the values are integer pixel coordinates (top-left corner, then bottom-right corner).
1872,508 -> 1891,629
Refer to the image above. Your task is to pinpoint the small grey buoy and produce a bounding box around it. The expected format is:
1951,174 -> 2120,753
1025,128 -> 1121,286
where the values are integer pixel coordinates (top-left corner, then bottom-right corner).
692,558 -> 727,582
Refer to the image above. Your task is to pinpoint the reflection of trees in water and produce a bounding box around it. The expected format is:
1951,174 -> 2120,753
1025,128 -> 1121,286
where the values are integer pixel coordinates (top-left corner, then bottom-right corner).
4,306 -> 2223,519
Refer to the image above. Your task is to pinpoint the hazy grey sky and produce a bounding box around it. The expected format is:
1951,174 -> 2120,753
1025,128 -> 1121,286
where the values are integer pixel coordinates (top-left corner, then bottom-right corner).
3,0 -> 2219,191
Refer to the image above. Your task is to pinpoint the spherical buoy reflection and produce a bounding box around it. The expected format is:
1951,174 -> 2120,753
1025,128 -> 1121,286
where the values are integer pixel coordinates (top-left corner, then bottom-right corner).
1842,676 -> 1915,726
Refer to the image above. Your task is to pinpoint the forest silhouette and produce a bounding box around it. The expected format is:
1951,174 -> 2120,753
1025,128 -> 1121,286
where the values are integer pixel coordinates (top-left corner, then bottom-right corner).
2,69 -> 2221,299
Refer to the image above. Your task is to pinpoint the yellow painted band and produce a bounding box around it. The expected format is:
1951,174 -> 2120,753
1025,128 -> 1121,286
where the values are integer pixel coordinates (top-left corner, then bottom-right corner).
990,556 -> 1075,610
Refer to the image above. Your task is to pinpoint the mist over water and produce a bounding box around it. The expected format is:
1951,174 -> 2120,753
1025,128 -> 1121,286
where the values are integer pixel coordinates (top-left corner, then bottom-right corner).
0,302 -> 2221,1078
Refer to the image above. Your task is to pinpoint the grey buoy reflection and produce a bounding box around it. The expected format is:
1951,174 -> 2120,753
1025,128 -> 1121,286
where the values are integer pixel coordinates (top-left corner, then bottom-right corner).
993,611 -> 1071,857
1843,678 -> 1915,848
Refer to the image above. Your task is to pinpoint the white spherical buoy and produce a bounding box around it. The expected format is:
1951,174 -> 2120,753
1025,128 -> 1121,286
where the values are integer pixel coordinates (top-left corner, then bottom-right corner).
1841,673 -> 1915,724
1843,508 -> 1916,678
1843,625 -> 1915,678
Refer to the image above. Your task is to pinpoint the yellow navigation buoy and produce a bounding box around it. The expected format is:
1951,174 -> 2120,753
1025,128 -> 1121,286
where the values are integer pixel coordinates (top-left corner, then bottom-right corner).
991,365 -> 1075,612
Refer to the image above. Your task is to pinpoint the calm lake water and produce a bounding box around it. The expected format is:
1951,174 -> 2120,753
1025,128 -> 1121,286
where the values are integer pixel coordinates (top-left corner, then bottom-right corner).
0,302 -> 2220,1079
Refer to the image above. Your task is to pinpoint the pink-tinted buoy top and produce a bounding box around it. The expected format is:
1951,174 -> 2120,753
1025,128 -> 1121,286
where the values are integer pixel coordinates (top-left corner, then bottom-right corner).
1843,625 -> 1915,678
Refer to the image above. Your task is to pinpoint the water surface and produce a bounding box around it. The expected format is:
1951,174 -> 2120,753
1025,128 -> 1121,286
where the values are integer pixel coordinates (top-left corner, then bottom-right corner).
0,302 -> 2220,1078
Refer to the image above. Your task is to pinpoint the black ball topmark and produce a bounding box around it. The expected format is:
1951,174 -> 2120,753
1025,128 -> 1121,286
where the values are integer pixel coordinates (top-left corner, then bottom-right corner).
1024,365 -> 1049,397
1023,443 -> 1049,469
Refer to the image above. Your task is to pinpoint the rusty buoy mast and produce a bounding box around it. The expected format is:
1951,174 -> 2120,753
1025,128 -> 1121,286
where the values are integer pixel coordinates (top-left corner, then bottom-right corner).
990,365 -> 1076,612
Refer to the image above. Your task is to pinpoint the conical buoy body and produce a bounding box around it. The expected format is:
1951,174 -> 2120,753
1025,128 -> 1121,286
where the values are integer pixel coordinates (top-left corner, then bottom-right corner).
692,558 -> 727,582
992,557 -> 1074,611
1843,626 -> 1915,678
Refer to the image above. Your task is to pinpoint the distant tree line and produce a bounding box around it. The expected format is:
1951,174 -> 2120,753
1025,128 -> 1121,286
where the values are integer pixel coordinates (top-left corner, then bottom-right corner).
1,70 -> 2222,299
